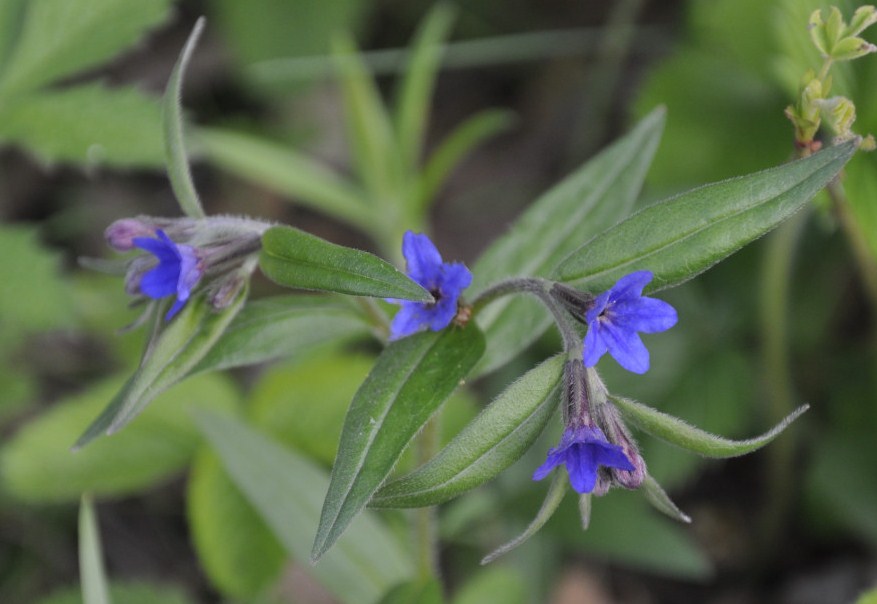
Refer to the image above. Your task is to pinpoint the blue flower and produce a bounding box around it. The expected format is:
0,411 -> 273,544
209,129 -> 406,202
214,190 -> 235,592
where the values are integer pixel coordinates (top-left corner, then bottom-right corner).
389,231 -> 472,340
133,229 -> 202,320
583,270 -> 677,374
533,425 -> 634,494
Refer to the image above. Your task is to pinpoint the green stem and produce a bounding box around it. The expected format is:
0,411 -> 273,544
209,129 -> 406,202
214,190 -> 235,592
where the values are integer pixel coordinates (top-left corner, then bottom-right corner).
827,178 -> 877,310
415,416 -> 440,580
757,209 -> 809,555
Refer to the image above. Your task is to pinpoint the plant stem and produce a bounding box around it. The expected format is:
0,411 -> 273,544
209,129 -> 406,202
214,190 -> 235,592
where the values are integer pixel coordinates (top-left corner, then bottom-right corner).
415,416 -> 441,580
827,178 -> 877,310
757,209 -> 808,556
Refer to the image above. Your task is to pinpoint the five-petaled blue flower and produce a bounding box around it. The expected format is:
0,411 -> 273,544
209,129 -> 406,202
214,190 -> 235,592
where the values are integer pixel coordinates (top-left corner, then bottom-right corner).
389,231 -> 472,340
133,229 -> 202,320
533,425 -> 634,494
583,270 -> 677,374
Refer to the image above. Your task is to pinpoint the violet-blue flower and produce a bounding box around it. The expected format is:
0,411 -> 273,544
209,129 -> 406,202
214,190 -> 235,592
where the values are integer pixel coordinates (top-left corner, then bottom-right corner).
388,231 -> 472,340
133,229 -> 202,320
532,425 -> 634,494
583,270 -> 677,374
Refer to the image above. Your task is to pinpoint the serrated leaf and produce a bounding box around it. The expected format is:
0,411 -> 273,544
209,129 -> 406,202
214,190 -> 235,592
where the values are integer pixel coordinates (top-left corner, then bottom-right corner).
0,0 -> 171,97
0,374 -> 238,502
187,450 -> 286,598
190,296 -> 370,375
480,473 -> 567,565
194,410 -> 414,604
371,355 -> 563,508
394,3 -> 455,168
555,141 -> 858,292
259,225 -> 430,301
75,288 -> 247,448
79,495 -> 110,604
611,396 -> 809,458
0,84 -> 163,167
196,127 -> 375,231
0,225 -> 73,331
163,18 -> 206,218
417,109 -> 516,209
312,324 -> 485,560
470,108 -> 665,375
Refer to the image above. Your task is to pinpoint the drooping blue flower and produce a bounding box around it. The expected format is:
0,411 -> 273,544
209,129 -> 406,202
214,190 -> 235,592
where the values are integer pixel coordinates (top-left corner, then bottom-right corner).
133,229 -> 202,320
583,270 -> 677,374
533,425 -> 634,494
388,231 -> 472,340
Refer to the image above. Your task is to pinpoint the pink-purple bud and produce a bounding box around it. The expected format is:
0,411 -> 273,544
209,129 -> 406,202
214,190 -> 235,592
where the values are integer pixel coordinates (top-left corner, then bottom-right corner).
105,219 -> 154,252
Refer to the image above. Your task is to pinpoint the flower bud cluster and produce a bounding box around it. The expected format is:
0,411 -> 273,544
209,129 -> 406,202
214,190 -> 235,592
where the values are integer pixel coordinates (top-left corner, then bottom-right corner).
105,215 -> 270,320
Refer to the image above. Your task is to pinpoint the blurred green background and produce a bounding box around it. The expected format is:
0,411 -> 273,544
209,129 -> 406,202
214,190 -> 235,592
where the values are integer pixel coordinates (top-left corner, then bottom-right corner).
1,0 -> 876,602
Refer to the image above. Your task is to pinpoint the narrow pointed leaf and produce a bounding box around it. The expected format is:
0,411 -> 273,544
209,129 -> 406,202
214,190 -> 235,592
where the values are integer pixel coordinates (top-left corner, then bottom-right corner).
555,141 -> 858,292
470,108 -> 665,375
79,495 -> 111,604
611,396 -> 809,458
190,295 -> 371,375
75,288 -> 247,448
481,473 -> 568,564
394,3 -> 456,167
332,35 -> 401,200
163,17 -> 206,218
194,410 -> 413,604
197,128 -> 376,231
312,324 -> 485,561
417,109 -> 516,208
641,474 -> 691,524
260,225 -> 430,301
371,355 -> 563,508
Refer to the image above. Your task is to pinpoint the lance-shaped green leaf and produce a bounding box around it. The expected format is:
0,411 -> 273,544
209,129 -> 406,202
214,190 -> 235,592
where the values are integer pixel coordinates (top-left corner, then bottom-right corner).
371,355 -> 563,508
555,141 -> 858,292
79,495 -> 110,604
394,3 -> 456,168
470,107 -> 665,375
481,472 -> 568,565
75,288 -> 247,448
163,17 -> 206,218
260,225 -> 430,301
190,295 -> 371,375
194,410 -> 413,604
312,324 -> 485,561
611,395 -> 809,458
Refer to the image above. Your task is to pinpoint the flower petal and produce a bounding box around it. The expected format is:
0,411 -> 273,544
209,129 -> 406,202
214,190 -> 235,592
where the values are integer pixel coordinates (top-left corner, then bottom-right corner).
176,244 -> 202,300
612,297 -> 677,333
600,321 -> 650,374
532,448 -> 567,481
389,302 -> 431,340
608,270 -> 653,303
585,289 -> 611,324
428,295 -> 458,332
592,442 -> 635,472
402,231 -> 443,287
566,443 -> 598,493
139,263 -> 180,298
582,322 -> 609,368
165,296 -> 187,320
440,262 -> 472,295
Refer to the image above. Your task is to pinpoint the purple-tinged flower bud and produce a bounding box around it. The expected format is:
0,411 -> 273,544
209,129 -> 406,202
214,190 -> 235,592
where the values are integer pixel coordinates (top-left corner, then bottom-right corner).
105,219 -> 154,251
208,272 -> 246,310
596,401 -> 647,490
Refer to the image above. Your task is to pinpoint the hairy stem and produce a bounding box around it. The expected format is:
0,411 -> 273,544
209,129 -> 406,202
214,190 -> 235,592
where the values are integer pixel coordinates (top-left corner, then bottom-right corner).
415,417 -> 441,580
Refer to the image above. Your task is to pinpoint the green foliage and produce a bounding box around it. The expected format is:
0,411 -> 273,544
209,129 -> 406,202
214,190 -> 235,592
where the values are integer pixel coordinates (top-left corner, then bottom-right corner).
555,141 -> 857,292
372,355 -> 564,508
260,225 -> 430,300
37,583 -> 193,604
452,566 -> 527,604
194,410 -> 414,604
471,108 -> 665,375
313,324 -> 485,560
0,0 -> 170,167
78,496 -> 110,604
0,374 -> 238,502
611,396 -> 808,458
191,295 -> 371,375
75,288 -> 248,447
163,18 -> 206,218
377,580 -> 443,604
